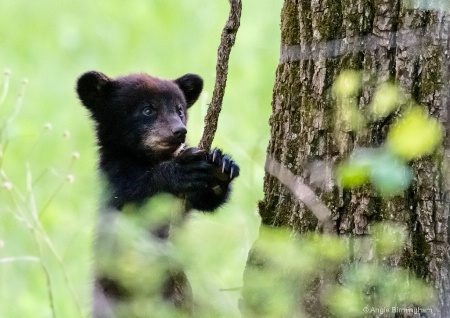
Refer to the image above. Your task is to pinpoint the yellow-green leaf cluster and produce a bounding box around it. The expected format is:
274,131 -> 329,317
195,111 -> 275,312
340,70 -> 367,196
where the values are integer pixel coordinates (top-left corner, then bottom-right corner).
372,223 -> 407,255
333,70 -> 361,98
387,107 -> 443,160
370,83 -> 401,118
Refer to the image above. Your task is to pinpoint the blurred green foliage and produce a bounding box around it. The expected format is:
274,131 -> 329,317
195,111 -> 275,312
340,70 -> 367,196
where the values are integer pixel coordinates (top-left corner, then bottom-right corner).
333,71 -> 443,196
0,0 -> 282,317
241,224 -> 434,318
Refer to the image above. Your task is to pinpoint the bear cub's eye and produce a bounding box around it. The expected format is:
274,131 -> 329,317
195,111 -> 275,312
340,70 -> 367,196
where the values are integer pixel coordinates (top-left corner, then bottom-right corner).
142,106 -> 155,117
177,105 -> 184,118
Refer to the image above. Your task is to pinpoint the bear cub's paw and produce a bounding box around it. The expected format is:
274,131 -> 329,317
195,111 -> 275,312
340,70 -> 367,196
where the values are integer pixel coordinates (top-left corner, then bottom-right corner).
173,146 -> 240,183
208,148 -> 240,181
171,146 -> 239,211
173,146 -> 208,163
171,147 -> 213,192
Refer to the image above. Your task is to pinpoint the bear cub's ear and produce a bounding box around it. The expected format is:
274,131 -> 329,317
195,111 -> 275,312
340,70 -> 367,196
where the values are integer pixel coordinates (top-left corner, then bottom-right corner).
76,71 -> 111,110
174,74 -> 203,108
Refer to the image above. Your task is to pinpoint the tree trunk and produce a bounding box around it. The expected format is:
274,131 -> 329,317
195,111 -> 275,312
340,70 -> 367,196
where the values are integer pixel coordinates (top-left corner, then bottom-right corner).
244,1 -> 450,317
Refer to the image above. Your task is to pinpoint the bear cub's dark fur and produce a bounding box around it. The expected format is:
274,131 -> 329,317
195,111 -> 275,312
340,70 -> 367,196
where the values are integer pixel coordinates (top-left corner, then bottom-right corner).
76,71 -> 239,316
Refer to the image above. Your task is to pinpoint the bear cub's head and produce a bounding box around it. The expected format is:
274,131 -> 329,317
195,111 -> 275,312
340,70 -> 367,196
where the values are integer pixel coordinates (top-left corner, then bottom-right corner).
76,71 -> 203,160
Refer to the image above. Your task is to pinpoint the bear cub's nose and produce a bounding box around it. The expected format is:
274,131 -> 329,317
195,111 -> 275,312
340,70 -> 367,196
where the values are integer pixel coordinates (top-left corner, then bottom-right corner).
172,126 -> 187,142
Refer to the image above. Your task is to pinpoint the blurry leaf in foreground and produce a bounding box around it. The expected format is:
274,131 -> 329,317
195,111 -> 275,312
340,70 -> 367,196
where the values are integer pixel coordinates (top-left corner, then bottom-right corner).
383,270 -> 435,306
341,264 -> 434,309
307,234 -> 347,261
255,227 -> 314,273
327,286 -> 364,318
336,148 -> 412,196
370,82 -> 401,118
332,71 -> 366,131
253,228 -> 347,275
241,266 -> 297,317
370,153 -> 412,196
336,159 -> 371,188
345,264 -> 381,287
333,70 -> 361,98
372,223 -> 407,255
336,99 -> 366,131
387,107 -> 443,160
336,148 -> 382,189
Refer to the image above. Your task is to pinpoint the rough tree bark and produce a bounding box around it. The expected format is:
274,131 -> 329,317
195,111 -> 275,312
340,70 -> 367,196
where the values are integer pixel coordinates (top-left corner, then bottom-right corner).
244,1 -> 450,317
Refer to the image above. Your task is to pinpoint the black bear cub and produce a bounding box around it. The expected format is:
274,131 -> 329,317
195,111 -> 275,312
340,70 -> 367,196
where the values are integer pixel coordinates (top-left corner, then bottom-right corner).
76,71 -> 239,317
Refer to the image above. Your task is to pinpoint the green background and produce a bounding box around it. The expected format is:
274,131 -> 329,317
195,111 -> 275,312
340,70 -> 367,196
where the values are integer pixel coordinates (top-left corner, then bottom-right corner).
0,0 -> 282,317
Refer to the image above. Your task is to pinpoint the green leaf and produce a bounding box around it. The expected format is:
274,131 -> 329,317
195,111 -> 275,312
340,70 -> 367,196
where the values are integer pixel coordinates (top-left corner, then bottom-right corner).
372,223 -> 407,255
387,107 -> 443,160
370,83 -> 401,118
308,234 -> 347,261
337,99 -> 366,131
336,161 -> 370,188
370,154 -> 412,196
333,70 -> 361,97
336,148 -> 379,188
327,287 -> 364,318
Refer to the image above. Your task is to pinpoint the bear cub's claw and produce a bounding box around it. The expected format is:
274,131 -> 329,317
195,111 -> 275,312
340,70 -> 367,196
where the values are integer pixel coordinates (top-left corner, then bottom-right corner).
208,148 -> 240,180
173,146 -> 239,185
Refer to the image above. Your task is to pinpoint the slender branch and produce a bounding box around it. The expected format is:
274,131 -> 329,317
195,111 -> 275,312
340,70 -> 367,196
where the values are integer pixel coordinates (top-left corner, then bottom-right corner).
24,163 -> 85,316
0,256 -> 39,263
265,155 -> 336,234
34,230 -> 57,318
0,69 -> 11,107
198,0 -> 242,151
